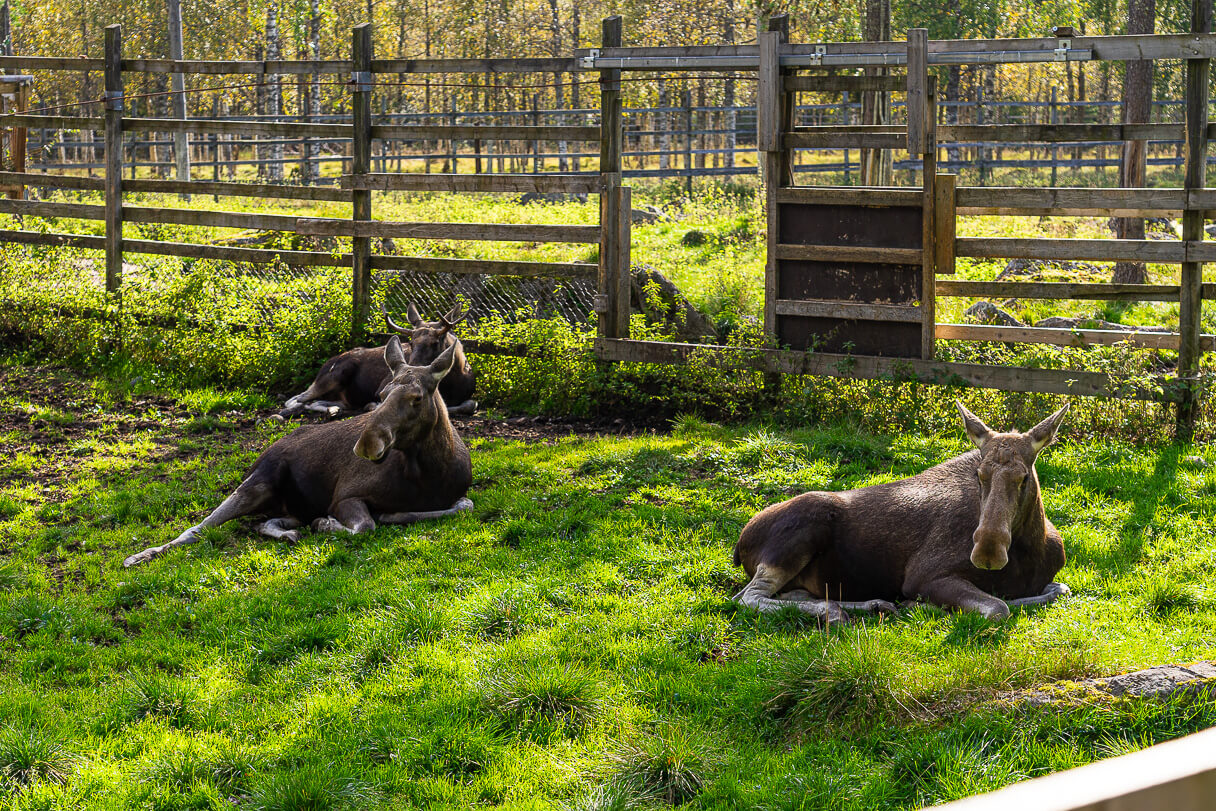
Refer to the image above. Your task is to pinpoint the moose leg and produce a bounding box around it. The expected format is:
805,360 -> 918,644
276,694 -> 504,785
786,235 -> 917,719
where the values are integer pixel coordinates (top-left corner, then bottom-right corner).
303,400 -> 344,417
255,517 -> 302,542
779,589 -> 898,615
734,564 -> 850,623
913,576 -> 1012,620
446,399 -> 478,417
377,497 -> 474,524
312,498 -> 376,535
1006,582 -> 1071,610
123,478 -> 272,567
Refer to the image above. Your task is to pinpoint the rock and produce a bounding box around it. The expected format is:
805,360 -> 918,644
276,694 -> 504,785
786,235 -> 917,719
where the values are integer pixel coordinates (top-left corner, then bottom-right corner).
681,229 -> 707,247
1018,661 -> 1216,707
630,264 -> 718,341
964,301 -> 1024,327
996,258 -> 1106,281
1034,316 -> 1169,333
631,205 -> 665,225
1206,224 -> 1216,239
518,192 -> 587,205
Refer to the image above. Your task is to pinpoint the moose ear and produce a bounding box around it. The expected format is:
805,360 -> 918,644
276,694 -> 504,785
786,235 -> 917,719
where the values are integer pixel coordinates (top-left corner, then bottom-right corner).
1027,403 -> 1070,455
956,401 -> 994,450
384,335 -> 408,373
426,343 -> 457,387
406,302 -> 424,327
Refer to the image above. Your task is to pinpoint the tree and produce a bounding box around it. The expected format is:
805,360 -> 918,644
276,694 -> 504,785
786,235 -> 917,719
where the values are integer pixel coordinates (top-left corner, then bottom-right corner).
1111,0 -> 1156,285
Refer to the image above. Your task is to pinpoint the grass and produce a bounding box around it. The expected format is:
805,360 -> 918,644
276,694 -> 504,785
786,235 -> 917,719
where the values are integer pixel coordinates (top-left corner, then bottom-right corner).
0,361 -> 1215,809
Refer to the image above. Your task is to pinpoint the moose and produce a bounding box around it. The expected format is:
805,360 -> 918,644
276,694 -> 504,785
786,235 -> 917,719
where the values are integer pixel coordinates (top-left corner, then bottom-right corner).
123,337 -> 473,567
732,402 -> 1071,623
279,303 -> 477,419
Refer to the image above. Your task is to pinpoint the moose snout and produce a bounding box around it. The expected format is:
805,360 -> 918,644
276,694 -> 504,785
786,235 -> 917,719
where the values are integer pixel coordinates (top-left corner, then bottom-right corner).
970,527 -> 1011,570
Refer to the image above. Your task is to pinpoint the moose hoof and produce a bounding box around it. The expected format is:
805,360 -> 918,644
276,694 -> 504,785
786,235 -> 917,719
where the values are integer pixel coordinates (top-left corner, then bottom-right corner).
1043,582 -> 1070,599
123,546 -> 163,568
860,599 -> 900,615
267,414 -> 285,424
311,517 -> 348,534
452,497 -> 474,512
325,406 -> 341,418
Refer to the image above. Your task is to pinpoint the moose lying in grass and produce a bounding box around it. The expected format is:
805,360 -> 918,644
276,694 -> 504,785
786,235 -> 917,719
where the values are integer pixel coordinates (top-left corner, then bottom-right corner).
733,402 -> 1071,623
279,303 -> 477,419
124,337 -> 473,567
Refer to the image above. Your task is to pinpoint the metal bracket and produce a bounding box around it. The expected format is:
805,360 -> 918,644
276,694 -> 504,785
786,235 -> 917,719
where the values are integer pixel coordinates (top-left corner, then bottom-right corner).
1053,39 -> 1071,61
580,48 -> 600,70
350,71 -> 373,90
806,44 -> 827,66
102,90 -> 123,112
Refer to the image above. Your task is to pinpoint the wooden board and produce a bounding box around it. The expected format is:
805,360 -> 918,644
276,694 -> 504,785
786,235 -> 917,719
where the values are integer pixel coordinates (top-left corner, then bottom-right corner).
296,218 -> 601,243
341,173 -> 602,194
937,280 -> 1181,301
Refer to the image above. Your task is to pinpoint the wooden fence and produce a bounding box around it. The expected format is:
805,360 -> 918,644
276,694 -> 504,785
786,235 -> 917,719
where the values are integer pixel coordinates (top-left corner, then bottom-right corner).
1,15 -> 1216,440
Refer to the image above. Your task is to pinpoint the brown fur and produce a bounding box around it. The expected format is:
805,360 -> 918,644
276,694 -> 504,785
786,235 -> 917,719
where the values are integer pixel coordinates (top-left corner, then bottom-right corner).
732,403 -> 1071,622
123,337 -> 473,567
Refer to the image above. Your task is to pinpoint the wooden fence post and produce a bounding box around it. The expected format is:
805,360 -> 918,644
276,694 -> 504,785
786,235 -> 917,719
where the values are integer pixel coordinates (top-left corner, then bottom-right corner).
598,15 -> 625,341
758,24 -> 781,340
350,23 -> 373,344
103,24 -> 123,296
1177,0 -> 1210,441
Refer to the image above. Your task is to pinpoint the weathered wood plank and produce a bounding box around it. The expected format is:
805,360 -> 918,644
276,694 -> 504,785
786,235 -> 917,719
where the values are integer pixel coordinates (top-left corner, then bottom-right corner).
615,185 -> 632,339
757,31 -> 781,153
775,243 -> 924,264
936,323 -> 1206,351
956,186 -> 1187,216
907,29 -> 928,154
598,16 -> 624,342
0,171 -> 105,191
0,199 -> 104,219
940,123 -> 1181,142
0,229 -> 105,249
921,85 -> 937,360
340,173 -> 602,194
121,58 -> 350,75
0,55 -> 102,71
777,186 -> 922,207
785,131 -> 908,149
296,218 -> 601,242
103,25 -> 123,295
1,115 -> 104,129
351,23 -> 373,342
936,280 -> 1181,300
935,173 -> 956,276
124,206 -> 299,231
775,298 -> 923,323
956,237 -> 1185,263
124,178 -> 351,201
594,338 -> 1178,401
122,117 -> 352,138
370,57 -> 579,74
122,239 -> 352,265
785,75 -> 905,92
370,256 -> 596,277
370,124 -> 600,141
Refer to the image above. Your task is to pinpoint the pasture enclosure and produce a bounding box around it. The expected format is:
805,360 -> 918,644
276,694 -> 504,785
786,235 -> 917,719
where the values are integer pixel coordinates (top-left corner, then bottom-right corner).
1,12 -> 1216,436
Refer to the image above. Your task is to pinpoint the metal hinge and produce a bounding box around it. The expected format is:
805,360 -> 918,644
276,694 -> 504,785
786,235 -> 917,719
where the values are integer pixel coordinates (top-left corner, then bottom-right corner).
1053,39 -> 1071,61
807,44 -> 827,66
580,48 -> 600,70
102,90 -> 123,112
350,71 -> 373,90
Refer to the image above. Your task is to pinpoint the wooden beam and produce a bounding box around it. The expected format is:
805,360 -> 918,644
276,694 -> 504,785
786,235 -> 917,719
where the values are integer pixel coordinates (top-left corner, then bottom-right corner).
937,280 -> 1181,301
369,256 -> 596,277
350,23 -> 373,343
956,186 -> 1187,216
940,123 -> 1181,142
0,199 -> 104,219
124,178 -> 351,202
936,323 -> 1204,351
295,218 -> 601,242
103,24 -> 122,295
370,124 -> 599,141
785,75 -> 905,92
123,206 -> 299,231
956,237 -> 1185,263
776,243 -> 924,264
935,173 -> 956,276
340,173 -> 602,194
777,186 -> 922,207
598,15 -> 624,342
906,29 -> 928,154
0,171 -> 105,191
775,298 -> 923,322
122,239 -> 352,265
785,131 -> 908,149
594,338 -> 1179,401
0,229 -> 105,249
121,117 -> 351,139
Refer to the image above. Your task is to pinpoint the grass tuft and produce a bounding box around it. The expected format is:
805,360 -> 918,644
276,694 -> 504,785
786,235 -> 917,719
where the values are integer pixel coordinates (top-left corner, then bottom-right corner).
0,724 -> 76,790
247,763 -> 371,811
480,662 -> 606,740
609,726 -> 711,806
121,671 -> 199,728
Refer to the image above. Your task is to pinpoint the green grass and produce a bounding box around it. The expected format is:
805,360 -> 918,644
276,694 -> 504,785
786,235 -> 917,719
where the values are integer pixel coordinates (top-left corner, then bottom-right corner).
0,362 -> 1214,809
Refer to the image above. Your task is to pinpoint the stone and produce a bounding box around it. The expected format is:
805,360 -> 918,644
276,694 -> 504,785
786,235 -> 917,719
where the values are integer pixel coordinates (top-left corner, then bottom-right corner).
630,264 -> 718,341
1034,316 -> 1169,333
1017,661 -> 1216,707
681,229 -> 707,247
963,301 -> 1024,327
631,205 -> 665,225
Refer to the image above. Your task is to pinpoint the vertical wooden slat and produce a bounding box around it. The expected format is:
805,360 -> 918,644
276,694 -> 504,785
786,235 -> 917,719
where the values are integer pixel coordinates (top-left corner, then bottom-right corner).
350,23 -> 373,343
598,15 -> 623,341
920,77 -> 937,360
1178,0 -> 1210,441
9,82 -> 26,200
759,26 -> 782,338
167,0 -> 190,195
907,28 -> 927,156
103,24 -> 123,295
615,185 -> 631,339
934,173 -> 956,277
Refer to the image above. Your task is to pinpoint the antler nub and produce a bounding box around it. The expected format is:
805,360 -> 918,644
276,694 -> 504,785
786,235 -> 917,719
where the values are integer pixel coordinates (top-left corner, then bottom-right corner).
440,302 -> 468,329
383,304 -> 413,338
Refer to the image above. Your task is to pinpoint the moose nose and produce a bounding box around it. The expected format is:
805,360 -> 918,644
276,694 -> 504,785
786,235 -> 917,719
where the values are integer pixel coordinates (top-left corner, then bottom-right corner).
970,529 -> 1010,570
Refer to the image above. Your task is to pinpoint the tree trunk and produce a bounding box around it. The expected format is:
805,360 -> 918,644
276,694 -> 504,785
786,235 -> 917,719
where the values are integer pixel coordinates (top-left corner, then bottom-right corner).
860,0 -> 891,185
265,6 -> 284,183
1112,0 -> 1155,284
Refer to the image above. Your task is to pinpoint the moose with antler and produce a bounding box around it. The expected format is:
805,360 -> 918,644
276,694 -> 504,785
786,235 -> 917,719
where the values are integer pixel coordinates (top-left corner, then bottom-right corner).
733,402 -> 1072,623
280,303 -> 477,419
124,336 -> 473,567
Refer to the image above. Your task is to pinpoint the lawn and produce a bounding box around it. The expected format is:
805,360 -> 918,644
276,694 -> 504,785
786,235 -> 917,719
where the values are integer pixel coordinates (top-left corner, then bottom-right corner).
1,361 -> 1214,810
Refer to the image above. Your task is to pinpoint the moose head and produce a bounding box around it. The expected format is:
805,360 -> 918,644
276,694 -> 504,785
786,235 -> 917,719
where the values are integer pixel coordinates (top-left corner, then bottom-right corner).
354,336 -> 457,462
956,401 -> 1070,571
384,302 -> 468,367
